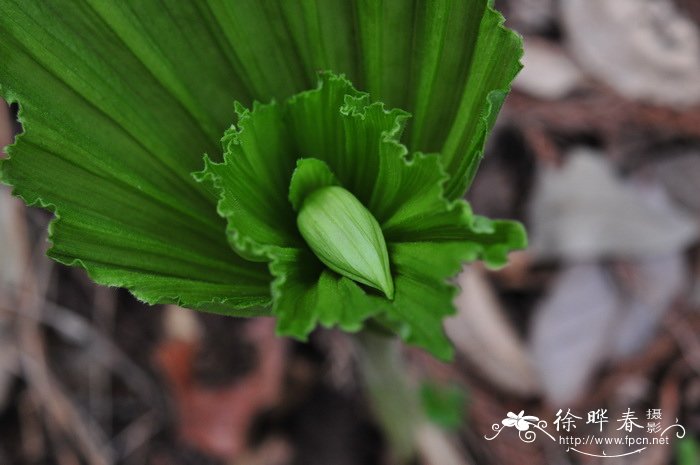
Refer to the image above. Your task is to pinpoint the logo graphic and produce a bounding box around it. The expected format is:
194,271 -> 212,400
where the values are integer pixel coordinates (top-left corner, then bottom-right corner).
485,409 -> 686,458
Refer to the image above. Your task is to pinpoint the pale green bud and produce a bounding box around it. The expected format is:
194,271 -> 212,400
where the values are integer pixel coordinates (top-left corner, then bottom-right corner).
297,186 -> 394,299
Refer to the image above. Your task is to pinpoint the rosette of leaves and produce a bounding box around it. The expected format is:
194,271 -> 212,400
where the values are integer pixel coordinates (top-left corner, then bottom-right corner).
198,73 -> 525,358
0,0 -> 524,359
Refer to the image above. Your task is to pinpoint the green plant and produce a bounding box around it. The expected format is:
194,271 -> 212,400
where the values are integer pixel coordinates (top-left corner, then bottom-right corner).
0,0 -> 523,357
420,381 -> 468,431
195,72 -> 524,359
1,0 -> 523,458
677,438 -> 700,465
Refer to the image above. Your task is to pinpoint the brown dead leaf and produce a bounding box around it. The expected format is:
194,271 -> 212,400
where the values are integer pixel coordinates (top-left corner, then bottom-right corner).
1,100 -> 12,152
154,318 -> 285,460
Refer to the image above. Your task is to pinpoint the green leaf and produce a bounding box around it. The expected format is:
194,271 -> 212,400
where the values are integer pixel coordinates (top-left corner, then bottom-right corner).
420,382 -> 468,431
676,438 -> 699,465
462,218 -> 528,268
438,9 -> 523,198
269,249 -> 386,337
0,1 -> 272,312
370,150 -> 474,242
201,74 -> 525,358
353,1 -> 522,198
194,102 -> 302,261
288,158 -> 340,211
0,1 -> 522,334
382,241 -> 482,360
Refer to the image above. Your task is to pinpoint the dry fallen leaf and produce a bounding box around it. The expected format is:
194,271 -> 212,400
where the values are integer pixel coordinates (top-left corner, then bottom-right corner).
507,0 -> 556,34
0,189 -> 24,411
448,267 -> 540,397
154,317 -> 285,460
561,0 -> 700,106
529,147 -> 698,261
1,100 -> 13,150
652,149 -> 700,215
610,252 -> 688,358
514,38 -> 584,100
529,263 -> 620,405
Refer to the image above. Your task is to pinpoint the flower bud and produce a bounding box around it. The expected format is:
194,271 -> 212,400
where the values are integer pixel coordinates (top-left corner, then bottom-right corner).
297,186 -> 394,299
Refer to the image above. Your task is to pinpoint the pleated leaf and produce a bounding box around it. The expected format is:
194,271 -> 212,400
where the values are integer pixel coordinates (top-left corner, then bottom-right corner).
0,1 -> 273,312
200,74 -> 525,358
0,1 -> 522,339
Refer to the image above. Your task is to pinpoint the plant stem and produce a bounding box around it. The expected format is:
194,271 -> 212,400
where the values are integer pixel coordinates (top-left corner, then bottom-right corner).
355,330 -> 423,463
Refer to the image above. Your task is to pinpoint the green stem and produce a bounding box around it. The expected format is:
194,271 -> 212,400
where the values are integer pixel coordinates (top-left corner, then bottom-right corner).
355,330 -> 423,463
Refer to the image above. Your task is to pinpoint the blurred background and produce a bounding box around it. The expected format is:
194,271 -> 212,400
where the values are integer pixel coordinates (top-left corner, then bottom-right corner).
1,0 -> 699,464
